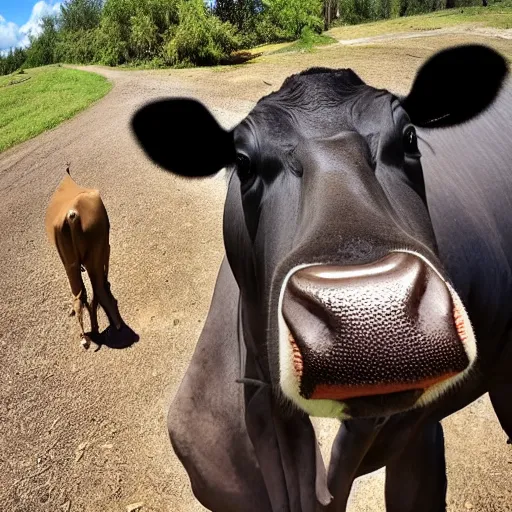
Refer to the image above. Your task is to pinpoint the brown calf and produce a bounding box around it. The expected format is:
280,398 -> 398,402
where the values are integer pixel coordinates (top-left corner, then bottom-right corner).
45,169 -> 123,348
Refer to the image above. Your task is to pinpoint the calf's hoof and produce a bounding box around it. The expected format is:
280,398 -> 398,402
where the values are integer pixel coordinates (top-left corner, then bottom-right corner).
80,336 -> 91,350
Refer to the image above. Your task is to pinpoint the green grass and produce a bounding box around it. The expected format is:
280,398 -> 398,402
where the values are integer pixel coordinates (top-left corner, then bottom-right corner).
242,31 -> 337,57
273,32 -> 338,54
0,65 -> 112,153
328,0 -> 512,40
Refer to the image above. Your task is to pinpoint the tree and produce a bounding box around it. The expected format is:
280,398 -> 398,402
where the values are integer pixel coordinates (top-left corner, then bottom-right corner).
167,0 -> 239,66
56,26 -> 101,63
96,0 -> 181,64
60,0 -> 103,32
0,47 -> 28,76
25,16 -> 59,67
323,0 -> 339,30
214,0 -> 260,30
262,0 -> 323,39
130,12 -> 158,59
214,0 -> 236,21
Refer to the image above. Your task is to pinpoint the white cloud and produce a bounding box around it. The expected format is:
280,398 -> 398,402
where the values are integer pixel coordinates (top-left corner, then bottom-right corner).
0,1 -> 61,51
0,17 -> 21,50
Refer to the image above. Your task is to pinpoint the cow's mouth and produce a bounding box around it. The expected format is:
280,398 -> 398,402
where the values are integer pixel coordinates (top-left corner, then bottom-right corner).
278,251 -> 477,419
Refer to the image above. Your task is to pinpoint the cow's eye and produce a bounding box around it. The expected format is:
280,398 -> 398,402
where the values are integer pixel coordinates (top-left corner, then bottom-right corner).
403,125 -> 420,156
236,153 -> 253,181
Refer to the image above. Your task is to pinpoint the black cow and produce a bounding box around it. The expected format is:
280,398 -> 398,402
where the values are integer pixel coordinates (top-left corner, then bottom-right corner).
132,45 -> 512,512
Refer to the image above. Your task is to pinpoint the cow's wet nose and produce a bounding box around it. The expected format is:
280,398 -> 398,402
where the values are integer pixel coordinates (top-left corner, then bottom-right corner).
282,252 -> 470,401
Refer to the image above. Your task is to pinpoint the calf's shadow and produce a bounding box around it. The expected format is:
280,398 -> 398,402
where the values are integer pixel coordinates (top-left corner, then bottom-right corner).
87,323 -> 139,350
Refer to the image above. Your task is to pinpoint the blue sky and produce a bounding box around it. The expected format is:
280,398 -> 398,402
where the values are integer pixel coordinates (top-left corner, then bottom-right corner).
0,0 -> 61,51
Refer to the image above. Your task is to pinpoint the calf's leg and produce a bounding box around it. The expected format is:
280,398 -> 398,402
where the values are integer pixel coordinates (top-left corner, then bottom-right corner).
65,266 -> 91,348
56,237 -> 92,348
85,240 -> 122,332
71,287 -> 93,348
90,293 -> 99,334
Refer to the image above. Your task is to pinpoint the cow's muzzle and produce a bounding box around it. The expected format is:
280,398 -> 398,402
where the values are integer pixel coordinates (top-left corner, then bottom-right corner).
279,252 -> 476,418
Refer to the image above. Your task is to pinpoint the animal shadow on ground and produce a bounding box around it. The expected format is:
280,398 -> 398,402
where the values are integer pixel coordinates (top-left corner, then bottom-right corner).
88,323 -> 139,350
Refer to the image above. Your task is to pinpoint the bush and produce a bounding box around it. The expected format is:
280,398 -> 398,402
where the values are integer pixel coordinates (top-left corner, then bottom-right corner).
57,0 -> 103,64
96,16 -> 130,65
261,0 -> 323,40
215,0 -> 260,30
96,0 -> 180,65
166,0 -> 240,66
145,0 -> 180,30
248,12 -> 290,43
56,29 -> 101,63
130,12 -> 159,59
60,0 -> 102,32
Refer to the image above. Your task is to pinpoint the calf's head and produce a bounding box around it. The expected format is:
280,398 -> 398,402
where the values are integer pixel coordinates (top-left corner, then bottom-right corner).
132,45 -> 507,419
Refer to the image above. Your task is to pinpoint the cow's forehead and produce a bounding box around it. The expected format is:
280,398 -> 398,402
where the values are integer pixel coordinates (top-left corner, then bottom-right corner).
241,68 -> 396,141
270,67 -> 367,101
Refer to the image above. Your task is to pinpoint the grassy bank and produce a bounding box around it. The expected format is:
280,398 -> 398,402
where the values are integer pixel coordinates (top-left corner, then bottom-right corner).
243,2 -> 512,58
328,0 -> 512,40
0,66 -> 111,153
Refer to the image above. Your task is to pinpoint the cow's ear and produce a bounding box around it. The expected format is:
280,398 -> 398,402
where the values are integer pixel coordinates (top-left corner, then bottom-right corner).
402,44 -> 508,128
131,98 -> 235,177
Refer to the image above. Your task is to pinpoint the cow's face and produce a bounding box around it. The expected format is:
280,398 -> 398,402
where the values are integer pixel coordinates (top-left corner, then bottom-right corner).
132,45 -> 507,419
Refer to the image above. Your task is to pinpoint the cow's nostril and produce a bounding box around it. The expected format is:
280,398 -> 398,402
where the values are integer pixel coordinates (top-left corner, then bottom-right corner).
282,253 -> 471,403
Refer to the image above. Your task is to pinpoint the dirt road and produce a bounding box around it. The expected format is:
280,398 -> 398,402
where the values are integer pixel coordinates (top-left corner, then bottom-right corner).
1,33 -> 511,512
335,25 -> 512,45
